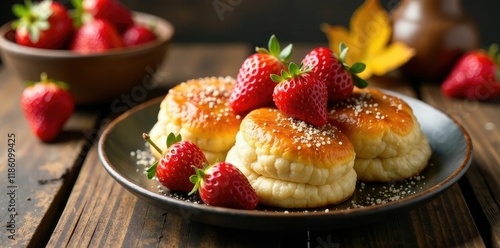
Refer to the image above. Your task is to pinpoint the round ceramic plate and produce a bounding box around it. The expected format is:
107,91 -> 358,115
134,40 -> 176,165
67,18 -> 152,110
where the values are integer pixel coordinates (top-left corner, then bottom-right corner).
98,90 -> 473,231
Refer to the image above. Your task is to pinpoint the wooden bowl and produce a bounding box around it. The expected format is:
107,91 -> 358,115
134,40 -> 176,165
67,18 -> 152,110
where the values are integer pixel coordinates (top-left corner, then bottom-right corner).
0,12 -> 174,105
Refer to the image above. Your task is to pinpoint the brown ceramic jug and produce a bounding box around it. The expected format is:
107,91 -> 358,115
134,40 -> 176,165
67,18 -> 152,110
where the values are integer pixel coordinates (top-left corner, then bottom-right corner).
391,0 -> 480,81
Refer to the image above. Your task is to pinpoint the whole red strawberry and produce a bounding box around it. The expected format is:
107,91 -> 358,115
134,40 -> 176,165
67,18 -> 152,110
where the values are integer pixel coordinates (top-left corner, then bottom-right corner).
301,44 -> 368,102
82,0 -> 133,32
21,73 -> 75,142
271,62 -> 328,127
143,133 -> 208,193
70,18 -> 124,53
122,24 -> 157,47
12,0 -> 73,49
229,35 -> 293,114
189,162 -> 258,210
441,44 -> 500,100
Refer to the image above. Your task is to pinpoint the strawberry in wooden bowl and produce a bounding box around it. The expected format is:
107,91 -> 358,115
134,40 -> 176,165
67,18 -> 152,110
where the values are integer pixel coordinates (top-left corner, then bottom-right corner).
0,0 -> 174,105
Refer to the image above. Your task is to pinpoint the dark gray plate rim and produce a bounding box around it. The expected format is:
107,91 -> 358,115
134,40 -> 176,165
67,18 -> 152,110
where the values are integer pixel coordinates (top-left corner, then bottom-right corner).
98,89 -> 473,231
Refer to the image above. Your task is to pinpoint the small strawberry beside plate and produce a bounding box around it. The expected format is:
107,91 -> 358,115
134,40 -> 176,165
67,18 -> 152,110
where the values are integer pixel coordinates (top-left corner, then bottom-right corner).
441,44 -> 500,100
20,73 -> 75,142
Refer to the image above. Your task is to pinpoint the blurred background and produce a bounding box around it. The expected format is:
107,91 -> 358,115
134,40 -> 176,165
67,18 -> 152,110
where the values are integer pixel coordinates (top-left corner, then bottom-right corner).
1,0 -> 499,49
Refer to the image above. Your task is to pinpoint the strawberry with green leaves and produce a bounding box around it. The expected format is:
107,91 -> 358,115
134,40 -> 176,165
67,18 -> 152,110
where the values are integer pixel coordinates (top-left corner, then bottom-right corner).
189,162 -> 258,210
21,73 -> 75,142
230,35 -> 293,114
271,62 -> 328,127
143,133 -> 208,193
301,43 -> 368,102
441,44 -> 500,100
12,0 -> 73,49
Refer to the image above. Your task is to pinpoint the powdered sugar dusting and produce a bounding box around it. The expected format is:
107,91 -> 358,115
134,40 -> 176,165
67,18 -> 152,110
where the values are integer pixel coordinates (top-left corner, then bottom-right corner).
329,90 -> 405,123
172,77 -> 241,124
270,110 -> 341,151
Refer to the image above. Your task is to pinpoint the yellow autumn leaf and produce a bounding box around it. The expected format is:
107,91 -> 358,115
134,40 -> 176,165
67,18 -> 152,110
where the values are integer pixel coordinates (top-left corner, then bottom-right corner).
321,0 -> 415,79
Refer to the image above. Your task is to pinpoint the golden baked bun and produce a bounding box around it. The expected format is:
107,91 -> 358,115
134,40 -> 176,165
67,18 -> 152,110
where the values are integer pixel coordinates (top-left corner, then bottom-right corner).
149,77 -> 242,163
226,108 -> 357,208
328,88 -> 431,182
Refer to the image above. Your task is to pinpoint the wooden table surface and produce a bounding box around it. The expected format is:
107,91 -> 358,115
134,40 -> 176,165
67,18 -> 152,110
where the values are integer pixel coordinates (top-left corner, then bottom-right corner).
0,43 -> 499,248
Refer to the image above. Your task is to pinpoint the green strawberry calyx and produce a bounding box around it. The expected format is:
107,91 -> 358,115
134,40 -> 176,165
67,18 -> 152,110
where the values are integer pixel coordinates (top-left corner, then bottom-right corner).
487,43 -> 500,81
336,42 -> 369,89
255,34 -> 293,63
188,164 -> 207,196
142,132 -> 182,179
26,72 -> 70,91
270,62 -> 311,83
70,0 -> 94,28
189,160 -> 223,196
12,0 -> 53,43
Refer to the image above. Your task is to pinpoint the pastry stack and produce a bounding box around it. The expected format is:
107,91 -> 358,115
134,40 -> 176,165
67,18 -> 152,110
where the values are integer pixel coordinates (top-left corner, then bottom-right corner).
149,78 -> 432,208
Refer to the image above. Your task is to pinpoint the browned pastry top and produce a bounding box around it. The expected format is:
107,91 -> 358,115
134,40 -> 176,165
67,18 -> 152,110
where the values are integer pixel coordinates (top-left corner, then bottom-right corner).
163,77 -> 241,138
328,88 -> 415,139
240,108 -> 355,169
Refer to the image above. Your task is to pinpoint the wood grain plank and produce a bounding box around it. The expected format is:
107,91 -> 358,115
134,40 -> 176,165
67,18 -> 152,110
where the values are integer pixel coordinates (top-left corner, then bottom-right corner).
52,142 -> 484,248
303,185 -> 483,248
420,83 -> 500,248
0,68 -> 102,247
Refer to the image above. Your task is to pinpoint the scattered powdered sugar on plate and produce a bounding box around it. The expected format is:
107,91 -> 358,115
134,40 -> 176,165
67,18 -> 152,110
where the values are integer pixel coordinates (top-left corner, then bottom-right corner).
348,176 -> 426,209
130,142 -> 157,173
130,142 -> 430,212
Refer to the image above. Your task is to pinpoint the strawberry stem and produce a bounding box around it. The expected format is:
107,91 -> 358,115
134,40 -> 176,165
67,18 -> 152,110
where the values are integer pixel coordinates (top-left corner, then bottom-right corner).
142,133 -> 163,179
142,133 -> 164,154
25,73 -> 70,90
40,72 -> 49,82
